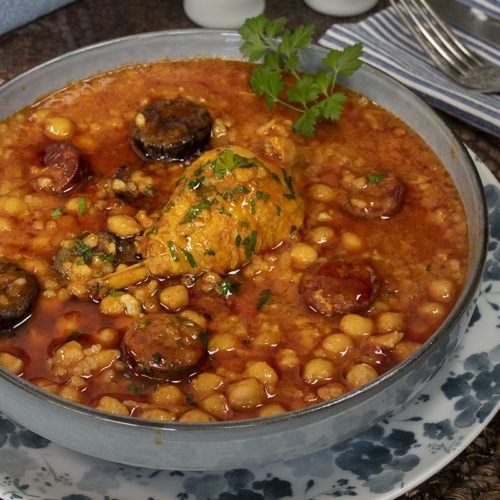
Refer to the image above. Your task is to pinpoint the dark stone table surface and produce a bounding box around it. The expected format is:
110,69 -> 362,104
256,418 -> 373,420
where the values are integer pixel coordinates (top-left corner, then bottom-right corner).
0,1 -> 498,498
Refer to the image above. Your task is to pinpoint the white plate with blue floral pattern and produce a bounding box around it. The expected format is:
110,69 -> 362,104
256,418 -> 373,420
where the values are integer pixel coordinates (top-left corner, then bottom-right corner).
1,151 -> 498,500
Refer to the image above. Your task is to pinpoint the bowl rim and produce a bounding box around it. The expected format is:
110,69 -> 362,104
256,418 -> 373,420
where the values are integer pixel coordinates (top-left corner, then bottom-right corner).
0,28 -> 488,432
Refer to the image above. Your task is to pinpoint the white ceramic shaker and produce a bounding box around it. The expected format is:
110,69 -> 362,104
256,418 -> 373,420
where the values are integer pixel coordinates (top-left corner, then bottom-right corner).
183,0 -> 266,29
304,0 -> 378,17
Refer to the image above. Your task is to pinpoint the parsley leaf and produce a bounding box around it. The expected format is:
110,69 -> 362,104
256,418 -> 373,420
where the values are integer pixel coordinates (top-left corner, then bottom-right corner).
78,197 -> 87,216
51,206 -> 65,217
219,278 -> 242,298
180,201 -> 212,224
257,289 -> 272,309
238,15 -> 363,137
366,174 -> 388,184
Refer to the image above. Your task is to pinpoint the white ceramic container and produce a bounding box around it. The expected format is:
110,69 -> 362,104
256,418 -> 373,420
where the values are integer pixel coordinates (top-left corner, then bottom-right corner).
0,30 -> 487,471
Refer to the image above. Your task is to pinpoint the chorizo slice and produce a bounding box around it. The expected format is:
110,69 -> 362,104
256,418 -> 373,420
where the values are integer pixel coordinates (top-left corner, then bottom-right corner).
54,230 -> 137,275
300,257 -> 378,316
122,313 -> 207,380
0,262 -> 38,333
337,170 -> 405,219
33,142 -> 89,194
131,100 -> 212,162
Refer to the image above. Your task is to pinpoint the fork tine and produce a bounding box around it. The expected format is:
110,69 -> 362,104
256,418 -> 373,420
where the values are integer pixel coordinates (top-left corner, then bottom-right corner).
419,0 -> 483,67
389,0 -> 460,75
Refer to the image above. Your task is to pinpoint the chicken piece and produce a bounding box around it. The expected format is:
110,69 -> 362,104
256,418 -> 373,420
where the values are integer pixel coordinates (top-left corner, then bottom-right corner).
140,145 -> 304,276
93,146 -> 303,296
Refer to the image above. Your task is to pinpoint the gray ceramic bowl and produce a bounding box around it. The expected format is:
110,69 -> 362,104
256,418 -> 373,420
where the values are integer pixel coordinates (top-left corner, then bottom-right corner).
0,30 -> 487,470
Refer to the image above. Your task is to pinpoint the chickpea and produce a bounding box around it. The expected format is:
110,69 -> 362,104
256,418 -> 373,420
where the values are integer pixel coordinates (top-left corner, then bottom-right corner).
277,348 -> 299,369
179,309 -> 208,330
393,340 -> 422,363
200,393 -> 232,420
1,196 -> 28,216
208,332 -> 239,353
159,285 -> 189,310
428,279 -> 456,303
317,382 -> 346,401
340,314 -> 374,337
148,384 -> 184,408
59,386 -> 82,403
44,116 -> 75,139
227,378 -> 265,410
259,404 -> 286,417
0,352 -> 24,374
191,372 -> 224,397
290,243 -> 318,268
253,323 -> 282,348
0,216 -> 13,231
246,361 -> 278,390
417,301 -> 446,319
345,363 -> 378,389
93,327 -> 119,348
321,333 -> 353,357
309,226 -> 334,245
96,396 -> 129,416
106,215 -> 141,238
308,183 -> 335,202
179,409 -> 217,422
234,167 -> 255,182
302,358 -> 336,384
140,409 -> 176,421
341,232 -> 363,252
376,312 -> 405,333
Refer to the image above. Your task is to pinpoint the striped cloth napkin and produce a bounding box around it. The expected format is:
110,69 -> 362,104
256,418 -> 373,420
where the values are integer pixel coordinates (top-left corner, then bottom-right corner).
318,0 -> 500,138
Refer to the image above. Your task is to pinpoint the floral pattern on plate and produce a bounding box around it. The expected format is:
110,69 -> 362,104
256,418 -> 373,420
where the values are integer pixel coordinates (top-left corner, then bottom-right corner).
1,153 -> 498,500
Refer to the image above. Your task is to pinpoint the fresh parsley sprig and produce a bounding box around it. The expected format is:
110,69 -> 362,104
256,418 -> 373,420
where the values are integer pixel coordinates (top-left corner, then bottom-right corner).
238,15 -> 364,137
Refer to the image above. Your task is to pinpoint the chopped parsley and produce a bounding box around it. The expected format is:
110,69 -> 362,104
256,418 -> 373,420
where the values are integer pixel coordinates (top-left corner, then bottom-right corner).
290,225 -> 297,233
211,149 -> 260,179
282,168 -> 296,199
219,278 -> 241,297
74,239 -> 92,261
98,252 -> 118,263
221,185 -> 250,200
256,190 -> 270,202
51,206 -> 65,217
152,352 -> 161,363
138,318 -> 150,330
78,197 -> 87,216
186,393 -> 198,407
257,289 -> 272,309
144,186 -> 154,196
366,174 -> 388,184
204,249 -> 216,256
235,235 -> 242,246
167,241 -> 180,262
180,201 -> 212,224
145,227 -> 158,236
249,197 -> 256,214
218,207 -> 232,217
127,383 -> 145,395
180,247 -> 197,268
243,230 -> 257,258
187,177 -> 205,190
66,330 -> 83,342
108,290 -> 125,297
238,221 -> 249,227
198,331 -> 209,347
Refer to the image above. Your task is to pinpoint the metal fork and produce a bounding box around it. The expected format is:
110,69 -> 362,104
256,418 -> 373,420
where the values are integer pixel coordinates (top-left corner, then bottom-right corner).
389,0 -> 500,93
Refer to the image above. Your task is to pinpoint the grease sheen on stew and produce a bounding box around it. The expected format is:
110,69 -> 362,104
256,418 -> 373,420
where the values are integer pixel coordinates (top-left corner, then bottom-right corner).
0,59 -> 468,422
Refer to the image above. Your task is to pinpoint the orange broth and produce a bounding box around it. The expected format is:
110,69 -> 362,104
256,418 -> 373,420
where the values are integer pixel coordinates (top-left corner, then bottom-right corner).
0,59 -> 468,421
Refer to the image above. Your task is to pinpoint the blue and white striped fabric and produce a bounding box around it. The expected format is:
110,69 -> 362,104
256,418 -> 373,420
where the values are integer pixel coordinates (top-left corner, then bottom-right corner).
319,0 -> 500,137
